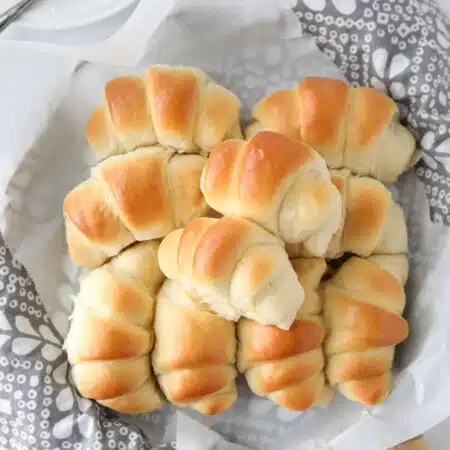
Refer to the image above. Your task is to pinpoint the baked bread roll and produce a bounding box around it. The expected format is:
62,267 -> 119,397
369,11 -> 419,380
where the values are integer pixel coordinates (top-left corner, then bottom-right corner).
286,169 -> 408,259
65,240 -> 165,413
152,280 -> 237,415
200,131 -> 342,256
158,216 -> 305,330
246,77 -> 418,183
238,258 -> 332,410
86,65 -> 242,160
323,255 -> 409,405
64,146 -> 211,268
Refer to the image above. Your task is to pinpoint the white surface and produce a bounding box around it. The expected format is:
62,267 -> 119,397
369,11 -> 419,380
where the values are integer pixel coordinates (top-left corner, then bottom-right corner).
0,0 -> 20,15
0,0 -> 298,66
436,0 -> 450,18
426,415 -> 450,449
17,0 -> 137,30
0,46 -> 78,214
0,0 -> 450,449
0,0 -> 174,66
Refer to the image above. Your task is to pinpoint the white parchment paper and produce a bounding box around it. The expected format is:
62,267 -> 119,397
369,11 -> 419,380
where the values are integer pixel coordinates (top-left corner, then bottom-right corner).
2,2 -> 450,449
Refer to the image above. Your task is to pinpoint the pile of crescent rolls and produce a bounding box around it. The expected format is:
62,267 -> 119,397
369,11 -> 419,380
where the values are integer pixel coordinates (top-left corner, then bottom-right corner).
63,65 -> 418,416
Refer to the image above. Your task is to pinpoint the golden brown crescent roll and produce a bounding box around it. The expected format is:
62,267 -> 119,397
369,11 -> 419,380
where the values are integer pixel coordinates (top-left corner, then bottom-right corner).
238,258 -> 332,410
200,131 -> 342,256
158,216 -> 305,330
323,255 -> 409,406
86,65 -> 241,160
286,169 -> 408,259
65,240 -> 165,413
246,77 -> 418,183
152,280 -> 237,415
63,147 -> 211,268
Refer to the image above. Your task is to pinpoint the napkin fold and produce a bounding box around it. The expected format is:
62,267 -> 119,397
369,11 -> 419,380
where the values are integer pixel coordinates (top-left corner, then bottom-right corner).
0,0 -> 297,66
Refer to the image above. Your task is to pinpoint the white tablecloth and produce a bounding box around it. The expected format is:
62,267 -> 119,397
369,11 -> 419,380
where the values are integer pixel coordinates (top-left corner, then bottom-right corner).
426,418 -> 450,449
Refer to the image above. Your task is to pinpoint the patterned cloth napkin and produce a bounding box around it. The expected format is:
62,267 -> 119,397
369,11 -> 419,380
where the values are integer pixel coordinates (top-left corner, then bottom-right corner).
295,0 -> 450,224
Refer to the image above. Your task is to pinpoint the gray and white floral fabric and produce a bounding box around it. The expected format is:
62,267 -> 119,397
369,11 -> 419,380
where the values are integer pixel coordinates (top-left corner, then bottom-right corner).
0,1 -> 449,449
0,235 -> 165,450
295,0 -> 450,224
